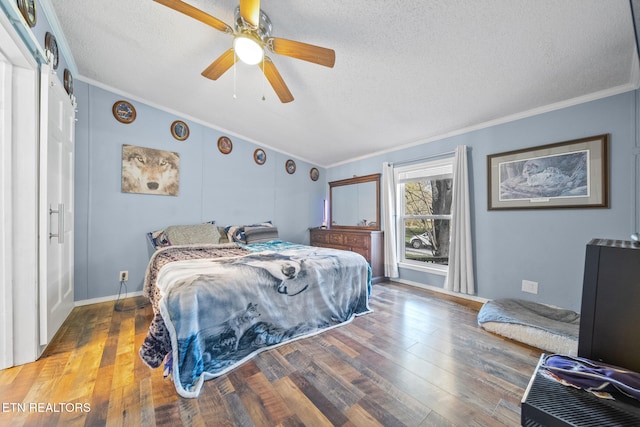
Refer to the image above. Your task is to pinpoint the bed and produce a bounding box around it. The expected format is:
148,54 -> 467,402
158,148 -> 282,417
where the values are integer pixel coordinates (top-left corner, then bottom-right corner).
138,222 -> 372,398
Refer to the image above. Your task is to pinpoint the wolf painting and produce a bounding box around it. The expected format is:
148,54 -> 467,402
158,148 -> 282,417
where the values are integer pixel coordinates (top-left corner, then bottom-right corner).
122,144 -> 179,196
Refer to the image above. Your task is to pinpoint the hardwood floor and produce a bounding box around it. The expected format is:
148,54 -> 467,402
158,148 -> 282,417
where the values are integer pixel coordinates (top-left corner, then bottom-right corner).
0,282 -> 542,426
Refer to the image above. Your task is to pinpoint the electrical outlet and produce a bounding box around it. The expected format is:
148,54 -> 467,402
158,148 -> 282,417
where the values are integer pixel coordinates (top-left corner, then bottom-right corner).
119,271 -> 128,282
522,279 -> 538,294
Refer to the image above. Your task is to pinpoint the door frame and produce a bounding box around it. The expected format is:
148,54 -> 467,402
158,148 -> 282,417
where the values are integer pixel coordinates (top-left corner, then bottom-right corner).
0,9 -> 41,368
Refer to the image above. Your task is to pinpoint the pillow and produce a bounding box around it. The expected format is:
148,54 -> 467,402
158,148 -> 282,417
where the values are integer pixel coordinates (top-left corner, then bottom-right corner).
244,226 -> 279,244
147,220 -> 219,250
165,223 -> 220,246
148,228 -> 171,249
217,227 -> 229,244
225,221 -> 273,244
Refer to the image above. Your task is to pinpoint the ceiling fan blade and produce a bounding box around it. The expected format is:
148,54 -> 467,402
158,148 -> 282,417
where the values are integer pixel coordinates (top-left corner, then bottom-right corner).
261,57 -> 294,103
201,49 -> 235,80
154,0 -> 233,34
239,0 -> 261,27
268,37 -> 335,68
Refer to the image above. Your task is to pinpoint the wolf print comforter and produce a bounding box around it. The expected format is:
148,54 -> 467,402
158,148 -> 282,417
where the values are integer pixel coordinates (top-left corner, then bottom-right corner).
139,242 -> 371,398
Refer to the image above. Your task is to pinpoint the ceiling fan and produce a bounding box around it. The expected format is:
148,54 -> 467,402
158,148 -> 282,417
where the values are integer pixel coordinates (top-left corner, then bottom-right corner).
154,0 -> 336,103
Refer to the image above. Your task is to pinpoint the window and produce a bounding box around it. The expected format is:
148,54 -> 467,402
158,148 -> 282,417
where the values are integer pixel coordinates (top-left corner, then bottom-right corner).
395,158 -> 453,273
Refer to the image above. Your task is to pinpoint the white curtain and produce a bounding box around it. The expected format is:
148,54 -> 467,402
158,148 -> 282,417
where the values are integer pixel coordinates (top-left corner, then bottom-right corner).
382,162 -> 399,278
445,146 -> 475,294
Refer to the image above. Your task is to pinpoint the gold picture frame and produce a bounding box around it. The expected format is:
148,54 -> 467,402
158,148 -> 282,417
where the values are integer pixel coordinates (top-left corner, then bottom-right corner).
217,136 -> 232,154
171,120 -> 189,141
254,149 -> 266,165
63,69 -> 73,96
45,32 -> 59,70
285,159 -> 296,174
112,100 -> 136,124
17,0 -> 36,27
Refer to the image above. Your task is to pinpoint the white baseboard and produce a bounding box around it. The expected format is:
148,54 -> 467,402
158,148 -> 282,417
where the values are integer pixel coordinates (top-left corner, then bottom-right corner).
393,278 -> 489,304
74,290 -> 144,307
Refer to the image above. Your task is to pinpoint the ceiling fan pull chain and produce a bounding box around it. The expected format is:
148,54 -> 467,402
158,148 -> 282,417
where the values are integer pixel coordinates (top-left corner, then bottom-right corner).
233,50 -> 237,99
261,61 -> 266,101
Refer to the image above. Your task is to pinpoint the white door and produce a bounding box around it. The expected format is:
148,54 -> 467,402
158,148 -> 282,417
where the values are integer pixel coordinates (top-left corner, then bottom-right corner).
39,66 -> 75,346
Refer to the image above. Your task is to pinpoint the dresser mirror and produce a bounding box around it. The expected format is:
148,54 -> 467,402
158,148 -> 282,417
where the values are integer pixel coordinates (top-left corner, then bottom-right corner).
329,173 -> 380,230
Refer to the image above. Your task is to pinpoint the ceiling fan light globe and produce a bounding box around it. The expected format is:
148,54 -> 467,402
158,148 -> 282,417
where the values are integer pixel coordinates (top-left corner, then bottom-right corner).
234,36 -> 264,65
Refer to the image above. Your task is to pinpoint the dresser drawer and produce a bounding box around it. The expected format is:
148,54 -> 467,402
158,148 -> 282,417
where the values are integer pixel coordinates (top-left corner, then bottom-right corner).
310,231 -> 330,244
317,242 -> 368,260
343,233 -> 369,248
328,233 -> 344,245
313,242 -> 350,252
350,246 -> 371,261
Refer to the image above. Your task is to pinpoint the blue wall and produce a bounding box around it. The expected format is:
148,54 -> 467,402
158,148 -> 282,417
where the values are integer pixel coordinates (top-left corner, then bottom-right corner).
73,82 -> 326,301
327,91 -> 638,311
75,86 -> 637,309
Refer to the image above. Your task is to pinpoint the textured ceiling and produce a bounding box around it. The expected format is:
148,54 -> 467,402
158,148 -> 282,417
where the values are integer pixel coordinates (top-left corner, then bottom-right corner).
47,0 -> 638,167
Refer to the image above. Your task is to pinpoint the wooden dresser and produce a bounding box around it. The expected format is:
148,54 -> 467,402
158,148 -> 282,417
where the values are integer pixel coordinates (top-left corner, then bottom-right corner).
309,228 -> 385,284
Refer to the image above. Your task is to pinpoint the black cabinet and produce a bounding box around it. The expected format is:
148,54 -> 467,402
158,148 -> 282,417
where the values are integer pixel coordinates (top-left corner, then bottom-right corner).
521,355 -> 640,426
578,239 -> 640,372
